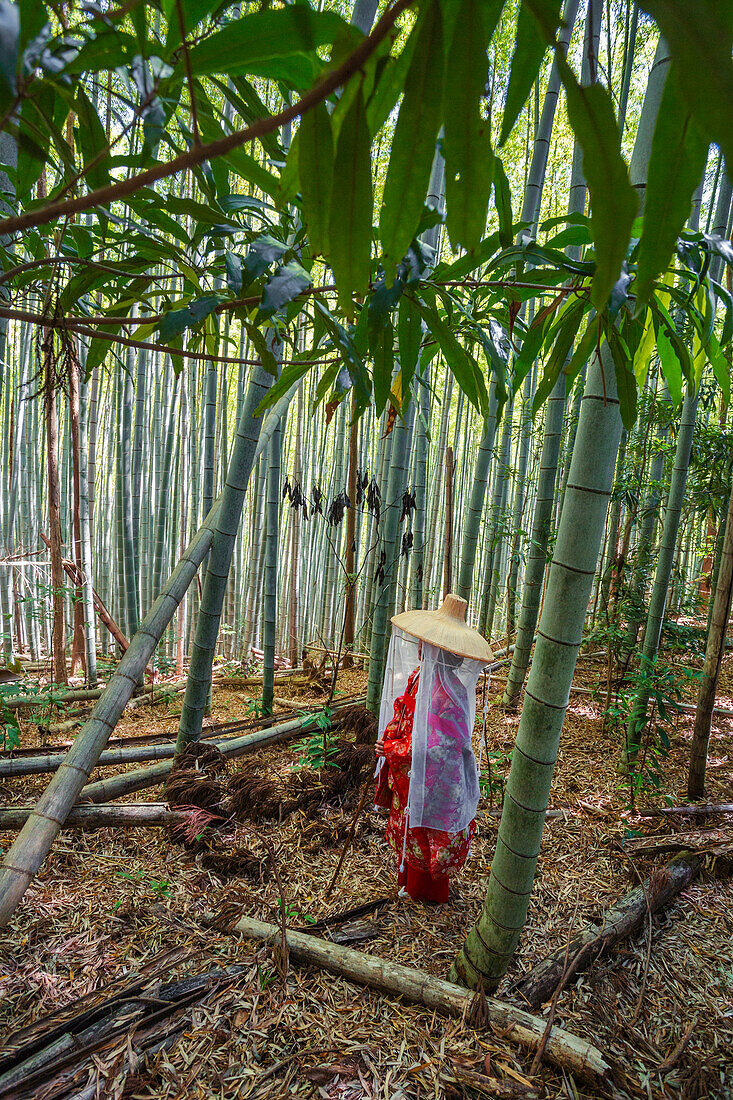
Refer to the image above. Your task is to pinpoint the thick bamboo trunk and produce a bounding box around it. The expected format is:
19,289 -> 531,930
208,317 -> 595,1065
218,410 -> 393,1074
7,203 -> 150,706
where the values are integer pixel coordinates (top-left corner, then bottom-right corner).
176,363 -> 272,749
442,445 -> 454,597
45,339 -> 67,686
231,916 -> 610,1083
511,853 -> 702,1009
688,480 -> 733,798
68,355 -> 86,676
343,394 -> 359,663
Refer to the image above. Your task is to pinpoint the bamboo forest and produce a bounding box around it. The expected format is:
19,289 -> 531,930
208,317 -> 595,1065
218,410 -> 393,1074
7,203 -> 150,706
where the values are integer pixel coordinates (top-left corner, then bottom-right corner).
2,0 -> 733,1095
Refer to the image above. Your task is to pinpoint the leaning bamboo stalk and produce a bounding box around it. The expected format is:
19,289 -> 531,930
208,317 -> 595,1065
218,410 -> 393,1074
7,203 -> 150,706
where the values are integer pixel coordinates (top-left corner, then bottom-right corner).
231,916 -> 610,1083
0,803 -> 183,830
0,499 -> 222,929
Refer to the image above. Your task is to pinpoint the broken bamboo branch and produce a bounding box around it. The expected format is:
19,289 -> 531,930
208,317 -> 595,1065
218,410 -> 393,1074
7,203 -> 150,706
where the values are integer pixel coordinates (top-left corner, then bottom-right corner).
511,853 -> 702,1010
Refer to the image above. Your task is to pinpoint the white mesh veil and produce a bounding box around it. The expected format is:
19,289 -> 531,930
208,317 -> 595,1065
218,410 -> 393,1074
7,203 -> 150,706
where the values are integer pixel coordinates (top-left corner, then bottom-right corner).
408,642 -> 484,832
377,628 -> 421,739
375,628 -> 421,790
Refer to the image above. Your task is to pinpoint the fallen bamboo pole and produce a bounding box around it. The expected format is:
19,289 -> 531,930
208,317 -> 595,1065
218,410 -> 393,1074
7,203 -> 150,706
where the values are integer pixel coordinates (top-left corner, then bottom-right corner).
1,695 -> 366,780
80,696 -> 366,803
231,916 -> 610,1083
511,853 -> 702,1010
0,803 -> 182,830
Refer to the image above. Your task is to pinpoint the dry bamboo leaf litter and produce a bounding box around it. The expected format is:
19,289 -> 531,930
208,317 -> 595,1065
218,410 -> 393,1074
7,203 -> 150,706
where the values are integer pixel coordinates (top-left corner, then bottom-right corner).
1,667 -> 732,1098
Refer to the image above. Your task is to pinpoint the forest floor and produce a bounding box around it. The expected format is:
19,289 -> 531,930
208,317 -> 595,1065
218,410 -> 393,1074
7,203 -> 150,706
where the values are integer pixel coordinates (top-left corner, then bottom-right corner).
1,649 -> 732,1100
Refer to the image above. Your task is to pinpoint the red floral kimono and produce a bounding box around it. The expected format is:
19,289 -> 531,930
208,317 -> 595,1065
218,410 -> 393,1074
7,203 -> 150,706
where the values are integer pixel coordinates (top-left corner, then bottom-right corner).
374,669 -> 475,903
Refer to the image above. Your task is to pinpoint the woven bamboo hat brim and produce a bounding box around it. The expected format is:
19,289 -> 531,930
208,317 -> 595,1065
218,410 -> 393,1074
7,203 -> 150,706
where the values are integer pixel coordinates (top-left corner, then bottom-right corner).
391,594 -> 494,663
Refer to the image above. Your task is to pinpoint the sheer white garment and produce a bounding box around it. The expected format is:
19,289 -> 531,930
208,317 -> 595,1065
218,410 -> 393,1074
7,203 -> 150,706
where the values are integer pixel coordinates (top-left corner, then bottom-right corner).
375,628 -> 420,789
409,642 -> 484,832
377,628 -> 420,739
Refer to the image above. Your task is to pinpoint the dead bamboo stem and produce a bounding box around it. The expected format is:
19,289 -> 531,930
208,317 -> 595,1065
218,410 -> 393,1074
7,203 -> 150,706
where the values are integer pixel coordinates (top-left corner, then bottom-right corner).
231,916 -> 610,1083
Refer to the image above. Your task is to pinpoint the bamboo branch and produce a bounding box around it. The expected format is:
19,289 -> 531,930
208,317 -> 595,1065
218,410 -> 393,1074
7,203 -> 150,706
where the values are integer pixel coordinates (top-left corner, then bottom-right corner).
0,0 -> 414,238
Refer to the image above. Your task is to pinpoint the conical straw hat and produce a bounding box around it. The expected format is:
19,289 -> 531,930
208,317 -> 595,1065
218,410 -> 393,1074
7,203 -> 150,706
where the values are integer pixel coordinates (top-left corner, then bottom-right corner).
391,594 -> 494,663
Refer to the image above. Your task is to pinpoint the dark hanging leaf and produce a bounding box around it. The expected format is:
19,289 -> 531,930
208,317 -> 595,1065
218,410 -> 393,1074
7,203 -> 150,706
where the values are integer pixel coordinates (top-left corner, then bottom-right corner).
329,84 -> 372,315
366,477 -> 381,521
327,490 -> 350,527
158,296 -> 221,342
401,530 -> 413,557
298,99 -> 334,258
639,0 -> 733,179
400,489 -> 416,521
182,8 -> 350,77
635,69 -> 709,309
442,0 -> 498,250
375,549 -> 387,585
379,0 -> 444,275
559,60 -> 637,311
500,0 -> 561,144
312,485 -> 324,516
259,261 -> 311,318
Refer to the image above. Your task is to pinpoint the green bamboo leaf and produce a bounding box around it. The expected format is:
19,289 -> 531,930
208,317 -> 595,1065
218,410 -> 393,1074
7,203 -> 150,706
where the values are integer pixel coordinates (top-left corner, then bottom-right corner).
414,296 -> 487,414
639,0 -> 733,177
532,297 -> 586,414
329,85 -> 372,316
164,0 -> 221,53
559,59 -> 637,311
634,70 -> 709,309
158,296 -> 221,342
298,100 -> 334,258
379,1 -> 445,274
398,296 -> 422,396
500,0 -> 561,145
609,332 -> 638,429
564,314 -> 600,391
493,155 -> 514,248
707,331 -> 730,407
373,319 -> 395,417
183,9 -> 350,76
442,0 -> 499,250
